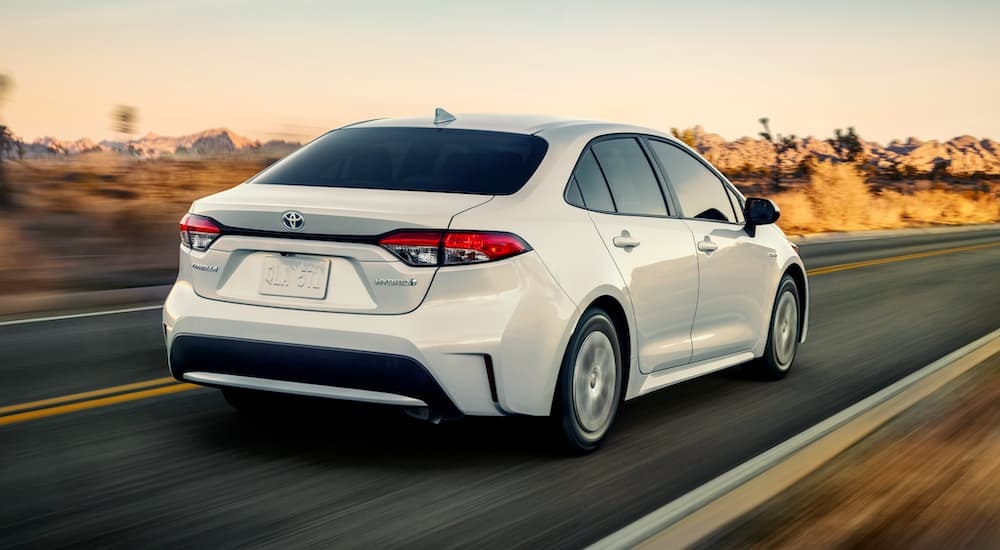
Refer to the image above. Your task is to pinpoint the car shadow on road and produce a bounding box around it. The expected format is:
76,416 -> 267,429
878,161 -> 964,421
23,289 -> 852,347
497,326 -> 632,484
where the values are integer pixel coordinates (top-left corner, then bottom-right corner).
185,364 -> 785,467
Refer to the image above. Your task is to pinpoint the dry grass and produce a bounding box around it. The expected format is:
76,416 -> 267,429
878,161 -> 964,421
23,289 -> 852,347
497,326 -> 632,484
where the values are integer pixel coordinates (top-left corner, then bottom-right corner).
773,162 -> 1000,234
0,155 -> 997,294
712,357 -> 1000,549
0,153 -> 268,293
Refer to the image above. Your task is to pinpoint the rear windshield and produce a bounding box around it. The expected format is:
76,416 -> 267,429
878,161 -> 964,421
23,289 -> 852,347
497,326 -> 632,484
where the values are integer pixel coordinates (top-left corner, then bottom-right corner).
252,127 -> 548,195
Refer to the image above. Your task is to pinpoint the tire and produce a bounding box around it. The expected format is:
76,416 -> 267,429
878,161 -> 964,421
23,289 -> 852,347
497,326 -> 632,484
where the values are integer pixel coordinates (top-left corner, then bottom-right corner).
552,308 -> 623,454
748,274 -> 801,380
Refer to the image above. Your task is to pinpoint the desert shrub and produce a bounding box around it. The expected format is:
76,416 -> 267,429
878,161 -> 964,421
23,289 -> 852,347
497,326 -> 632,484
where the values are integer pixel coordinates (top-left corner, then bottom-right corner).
867,190 -> 905,228
804,161 -> 873,231
901,189 -> 999,225
771,191 -> 815,233
771,164 -> 999,234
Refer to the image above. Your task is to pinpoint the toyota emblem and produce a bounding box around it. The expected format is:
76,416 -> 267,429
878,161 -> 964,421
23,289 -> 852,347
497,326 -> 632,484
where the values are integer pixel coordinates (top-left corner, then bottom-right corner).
281,210 -> 305,231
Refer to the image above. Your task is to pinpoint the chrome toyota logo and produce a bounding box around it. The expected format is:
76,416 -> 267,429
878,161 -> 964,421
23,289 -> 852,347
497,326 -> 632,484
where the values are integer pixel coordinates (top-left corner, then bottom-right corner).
281,210 -> 305,231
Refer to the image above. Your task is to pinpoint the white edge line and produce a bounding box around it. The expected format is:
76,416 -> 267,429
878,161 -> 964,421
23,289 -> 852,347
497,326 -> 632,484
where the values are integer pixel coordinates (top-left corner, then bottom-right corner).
590,326 -> 1000,550
0,305 -> 164,327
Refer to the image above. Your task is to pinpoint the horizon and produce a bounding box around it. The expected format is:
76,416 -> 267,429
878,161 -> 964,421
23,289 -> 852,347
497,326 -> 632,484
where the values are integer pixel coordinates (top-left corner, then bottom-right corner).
18,122 -> 1000,148
2,0 -> 998,143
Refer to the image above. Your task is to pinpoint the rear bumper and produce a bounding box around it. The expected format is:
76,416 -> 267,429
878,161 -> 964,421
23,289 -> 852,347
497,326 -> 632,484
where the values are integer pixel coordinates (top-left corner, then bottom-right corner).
163,253 -> 579,416
170,335 -> 459,414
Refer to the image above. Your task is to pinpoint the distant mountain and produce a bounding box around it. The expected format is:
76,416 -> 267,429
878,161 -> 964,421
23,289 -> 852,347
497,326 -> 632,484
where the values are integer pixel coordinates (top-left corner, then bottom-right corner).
686,126 -> 1000,177
10,126 -> 1000,177
23,137 -> 106,157
18,128 -> 301,159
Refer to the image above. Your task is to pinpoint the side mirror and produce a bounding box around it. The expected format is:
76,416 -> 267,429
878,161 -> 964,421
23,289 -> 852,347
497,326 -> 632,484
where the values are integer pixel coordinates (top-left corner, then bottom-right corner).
744,197 -> 780,236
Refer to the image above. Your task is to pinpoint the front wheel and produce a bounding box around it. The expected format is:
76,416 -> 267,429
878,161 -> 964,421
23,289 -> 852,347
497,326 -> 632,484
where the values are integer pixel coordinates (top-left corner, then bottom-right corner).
552,308 -> 623,454
748,274 -> 801,380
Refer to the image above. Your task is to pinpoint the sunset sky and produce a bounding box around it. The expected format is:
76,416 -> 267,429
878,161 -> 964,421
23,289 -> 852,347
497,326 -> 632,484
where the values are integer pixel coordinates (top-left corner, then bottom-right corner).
2,0 -> 997,143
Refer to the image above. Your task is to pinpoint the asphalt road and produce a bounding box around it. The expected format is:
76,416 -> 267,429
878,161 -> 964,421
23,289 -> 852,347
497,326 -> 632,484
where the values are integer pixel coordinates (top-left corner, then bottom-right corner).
1,228 -> 999,549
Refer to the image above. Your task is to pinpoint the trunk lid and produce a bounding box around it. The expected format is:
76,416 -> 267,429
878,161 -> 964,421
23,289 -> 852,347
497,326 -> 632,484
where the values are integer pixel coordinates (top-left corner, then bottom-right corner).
187,184 -> 492,314
194,183 -> 491,235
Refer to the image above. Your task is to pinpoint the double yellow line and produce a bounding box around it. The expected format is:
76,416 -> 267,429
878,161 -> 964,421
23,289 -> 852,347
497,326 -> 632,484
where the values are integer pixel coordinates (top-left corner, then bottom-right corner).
1,239 -> 998,427
806,241 -> 1000,277
0,377 -> 198,426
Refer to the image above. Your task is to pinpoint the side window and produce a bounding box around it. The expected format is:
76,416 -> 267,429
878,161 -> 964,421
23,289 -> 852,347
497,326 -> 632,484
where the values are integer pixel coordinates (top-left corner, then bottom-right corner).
571,149 -> 616,212
565,176 -> 586,208
725,185 -> 745,224
590,138 -> 668,216
648,140 -> 737,223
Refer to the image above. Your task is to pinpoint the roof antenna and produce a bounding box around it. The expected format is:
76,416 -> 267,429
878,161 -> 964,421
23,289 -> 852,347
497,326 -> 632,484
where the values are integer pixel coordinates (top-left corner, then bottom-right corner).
433,107 -> 456,125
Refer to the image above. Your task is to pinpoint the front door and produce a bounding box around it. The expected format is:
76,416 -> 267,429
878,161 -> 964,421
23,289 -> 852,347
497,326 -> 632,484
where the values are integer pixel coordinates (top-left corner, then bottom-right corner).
646,138 -> 774,362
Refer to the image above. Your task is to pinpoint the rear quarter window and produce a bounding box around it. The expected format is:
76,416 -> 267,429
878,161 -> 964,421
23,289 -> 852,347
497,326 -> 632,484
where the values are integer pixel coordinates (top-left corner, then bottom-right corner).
569,149 -> 616,212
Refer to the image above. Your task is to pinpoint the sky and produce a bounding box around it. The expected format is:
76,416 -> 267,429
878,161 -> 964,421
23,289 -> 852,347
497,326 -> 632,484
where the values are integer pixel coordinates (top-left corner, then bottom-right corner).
1,0 -> 998,143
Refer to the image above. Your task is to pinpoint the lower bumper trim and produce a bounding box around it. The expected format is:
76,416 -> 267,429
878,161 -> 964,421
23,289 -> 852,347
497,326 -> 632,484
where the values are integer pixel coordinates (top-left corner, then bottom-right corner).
183,371 -> 428,407
168,334 -> 459,415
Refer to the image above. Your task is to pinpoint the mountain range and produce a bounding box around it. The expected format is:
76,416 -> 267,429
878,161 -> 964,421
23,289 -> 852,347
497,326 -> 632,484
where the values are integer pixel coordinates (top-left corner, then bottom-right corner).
19,128 -> 300,159
12,126 -> 1000,177
687,126 -> 1000,177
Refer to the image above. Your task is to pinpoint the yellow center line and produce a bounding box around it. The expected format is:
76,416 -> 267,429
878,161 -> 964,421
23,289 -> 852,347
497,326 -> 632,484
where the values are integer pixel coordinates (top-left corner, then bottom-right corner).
1,239 -> 996,427
806,241 -> 1000,277
0,376 -> 179,415
0,383 -> 199,426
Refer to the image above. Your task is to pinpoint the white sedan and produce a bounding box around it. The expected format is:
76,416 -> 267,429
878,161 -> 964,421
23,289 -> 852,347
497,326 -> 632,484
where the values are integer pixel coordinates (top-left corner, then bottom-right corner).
164,110 -> 808,453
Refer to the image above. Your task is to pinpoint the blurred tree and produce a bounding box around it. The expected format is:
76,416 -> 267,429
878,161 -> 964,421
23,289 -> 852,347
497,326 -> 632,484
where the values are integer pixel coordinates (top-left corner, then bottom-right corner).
0,74 -> 10,105
828,127 -> 865,163
797,155 -> 819,178
883,163 -> 902,181
930,159 -> 950,181
670,127 -> 698,148
758,117 -> 799,191
0,125 -> 20,209
0,74 -> 16,209
112,105 -> 139,152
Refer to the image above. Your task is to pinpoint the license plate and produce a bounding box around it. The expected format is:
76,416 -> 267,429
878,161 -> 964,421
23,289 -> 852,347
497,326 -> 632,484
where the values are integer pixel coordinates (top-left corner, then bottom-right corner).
259,256 -> 330,299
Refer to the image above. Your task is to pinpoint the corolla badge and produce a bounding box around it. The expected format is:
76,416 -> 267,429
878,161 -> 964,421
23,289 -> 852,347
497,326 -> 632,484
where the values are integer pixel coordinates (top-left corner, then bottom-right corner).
281,210 -> 305,231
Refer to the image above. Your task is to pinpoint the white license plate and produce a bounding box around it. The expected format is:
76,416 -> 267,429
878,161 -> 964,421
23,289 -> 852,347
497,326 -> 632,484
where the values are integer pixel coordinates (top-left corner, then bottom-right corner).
259,256 -> 330,299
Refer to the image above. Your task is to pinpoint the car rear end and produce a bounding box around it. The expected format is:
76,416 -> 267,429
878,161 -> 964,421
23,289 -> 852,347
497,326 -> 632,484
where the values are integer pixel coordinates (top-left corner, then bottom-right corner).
163,124 -> 578,418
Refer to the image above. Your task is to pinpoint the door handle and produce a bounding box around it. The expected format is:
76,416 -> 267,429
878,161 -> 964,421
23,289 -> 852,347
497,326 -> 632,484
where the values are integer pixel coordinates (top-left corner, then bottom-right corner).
613,231 -> 640,249
697,238 -> 718,253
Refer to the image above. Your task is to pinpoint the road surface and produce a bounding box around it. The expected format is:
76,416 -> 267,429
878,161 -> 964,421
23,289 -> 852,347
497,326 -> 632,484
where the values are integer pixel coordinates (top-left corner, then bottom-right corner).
1,228 -> 999,548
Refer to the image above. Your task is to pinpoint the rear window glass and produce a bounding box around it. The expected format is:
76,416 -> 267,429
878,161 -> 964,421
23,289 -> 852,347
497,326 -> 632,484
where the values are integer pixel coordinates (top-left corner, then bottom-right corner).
252,127 -> 548,195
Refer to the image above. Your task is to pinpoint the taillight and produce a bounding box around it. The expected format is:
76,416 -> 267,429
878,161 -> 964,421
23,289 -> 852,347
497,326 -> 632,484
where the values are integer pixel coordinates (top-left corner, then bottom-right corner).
379,230 -> 531,267
379,230 -> 442,266
179,213 -> 222,251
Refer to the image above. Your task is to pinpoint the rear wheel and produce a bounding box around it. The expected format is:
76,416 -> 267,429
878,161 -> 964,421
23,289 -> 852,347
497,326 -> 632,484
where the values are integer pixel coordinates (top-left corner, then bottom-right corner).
552,308 -> 623,454
748,275 -> 801,380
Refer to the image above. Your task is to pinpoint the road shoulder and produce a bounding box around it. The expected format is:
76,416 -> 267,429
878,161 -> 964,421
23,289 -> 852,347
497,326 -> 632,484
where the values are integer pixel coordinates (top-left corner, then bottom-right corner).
702,352 -> 1000,549
593,328 -> 1000,549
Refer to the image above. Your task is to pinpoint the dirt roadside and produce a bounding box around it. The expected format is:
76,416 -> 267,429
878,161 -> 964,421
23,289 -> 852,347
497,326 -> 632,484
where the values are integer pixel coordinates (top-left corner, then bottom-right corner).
703,352 -> 1000,549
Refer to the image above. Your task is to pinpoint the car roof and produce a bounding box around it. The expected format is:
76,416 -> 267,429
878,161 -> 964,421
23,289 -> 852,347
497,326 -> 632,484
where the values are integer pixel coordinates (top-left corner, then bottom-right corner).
344,112 -> 656,137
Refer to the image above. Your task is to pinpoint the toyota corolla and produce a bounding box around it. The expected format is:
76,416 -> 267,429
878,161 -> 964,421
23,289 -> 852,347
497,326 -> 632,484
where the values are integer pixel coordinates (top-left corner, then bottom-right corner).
163,110 -> 808,453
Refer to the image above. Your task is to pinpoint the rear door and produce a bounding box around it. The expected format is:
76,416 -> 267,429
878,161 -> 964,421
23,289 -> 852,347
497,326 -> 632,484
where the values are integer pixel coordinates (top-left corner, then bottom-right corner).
647,139 -> 776,362
570,137 -> 699,372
